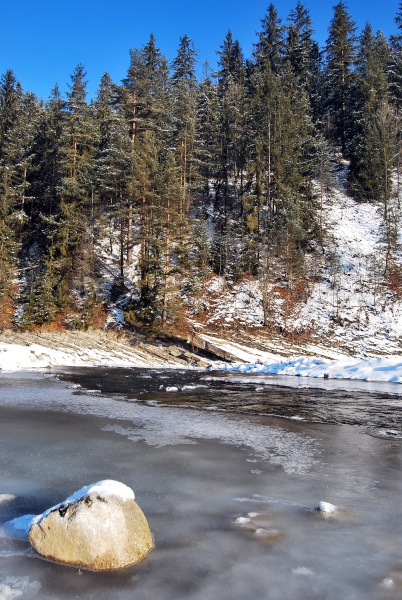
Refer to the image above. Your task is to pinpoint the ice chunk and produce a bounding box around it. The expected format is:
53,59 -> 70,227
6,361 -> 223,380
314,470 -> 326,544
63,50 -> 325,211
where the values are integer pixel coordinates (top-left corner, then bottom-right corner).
318,501 -> 337,515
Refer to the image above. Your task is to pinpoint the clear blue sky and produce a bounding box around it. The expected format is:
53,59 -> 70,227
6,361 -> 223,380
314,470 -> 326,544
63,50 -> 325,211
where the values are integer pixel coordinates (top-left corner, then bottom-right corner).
0,0 -> 400,100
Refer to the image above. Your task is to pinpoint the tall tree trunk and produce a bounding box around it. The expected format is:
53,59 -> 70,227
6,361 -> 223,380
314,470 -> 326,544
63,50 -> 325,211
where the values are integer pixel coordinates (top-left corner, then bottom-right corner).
119,188 -> 124,280
162,197 -> 171,328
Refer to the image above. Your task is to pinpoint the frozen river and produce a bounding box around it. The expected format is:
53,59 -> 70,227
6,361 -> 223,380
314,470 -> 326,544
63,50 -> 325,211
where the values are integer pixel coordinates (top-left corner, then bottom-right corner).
1,368 -> 402,599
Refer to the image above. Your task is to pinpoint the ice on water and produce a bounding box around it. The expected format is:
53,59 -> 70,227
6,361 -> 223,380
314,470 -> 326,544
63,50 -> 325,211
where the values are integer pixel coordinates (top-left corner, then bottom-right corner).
1,371 -> 402,600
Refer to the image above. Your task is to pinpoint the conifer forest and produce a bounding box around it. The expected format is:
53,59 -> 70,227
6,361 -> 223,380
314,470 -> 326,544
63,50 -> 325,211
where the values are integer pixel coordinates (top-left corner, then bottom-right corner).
1,1 -> 402,336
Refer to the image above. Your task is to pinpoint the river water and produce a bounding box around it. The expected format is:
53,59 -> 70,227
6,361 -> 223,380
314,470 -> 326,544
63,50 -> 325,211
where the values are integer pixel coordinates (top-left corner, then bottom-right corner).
1,367 -> 402,599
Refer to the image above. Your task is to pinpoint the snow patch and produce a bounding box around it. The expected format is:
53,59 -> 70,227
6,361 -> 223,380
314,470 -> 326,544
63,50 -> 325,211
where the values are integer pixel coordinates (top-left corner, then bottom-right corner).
0,494 -> 15,504
33,480 -> 135,527
0,578 -> 40,600
221,354 -> 402,385
2,481 -> 135,540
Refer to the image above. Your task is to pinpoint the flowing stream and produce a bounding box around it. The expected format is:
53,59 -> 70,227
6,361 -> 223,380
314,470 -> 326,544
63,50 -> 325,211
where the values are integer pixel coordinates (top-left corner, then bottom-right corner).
1,368 -> 402,599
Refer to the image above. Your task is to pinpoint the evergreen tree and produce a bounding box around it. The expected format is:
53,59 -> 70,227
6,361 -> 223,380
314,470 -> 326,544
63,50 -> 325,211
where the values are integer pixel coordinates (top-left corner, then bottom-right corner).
349,25 -> 391,199
171,35 -> 198,221
210,33 -> 252,279
195,66 -> 220,197
389,1 -> 402,107
217,30 -> 245,90
323,1 -> 357,156
285,2 -> 320,101
370,101 -> 401,276
0,70 -> 23,302
94,72 -> 133,284
55,64 -> 96,311
30,85 -> 66,243
254,3 -> 285,74
20,85 -> 68,326
250,60 -> 318,297
171,34 -> 197,83
129,129 -> 164,324
121,34 -> 169,139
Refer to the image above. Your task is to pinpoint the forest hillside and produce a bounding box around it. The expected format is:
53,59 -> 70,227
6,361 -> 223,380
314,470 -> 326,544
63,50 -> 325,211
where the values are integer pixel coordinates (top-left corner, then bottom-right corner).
1,1 -> 402,357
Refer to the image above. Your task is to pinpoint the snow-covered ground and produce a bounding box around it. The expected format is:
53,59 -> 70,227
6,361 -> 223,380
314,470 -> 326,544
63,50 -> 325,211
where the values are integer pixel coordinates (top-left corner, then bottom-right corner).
221,351 -> 402,385
1,334 -> 402,387
0,330 -> 208,371
191,167 -> 402,358
0,340 -> 151,370
293,177 -> 402,356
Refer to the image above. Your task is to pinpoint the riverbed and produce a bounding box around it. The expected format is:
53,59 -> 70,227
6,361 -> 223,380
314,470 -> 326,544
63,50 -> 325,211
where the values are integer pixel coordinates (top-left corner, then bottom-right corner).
1,368 -> 402,599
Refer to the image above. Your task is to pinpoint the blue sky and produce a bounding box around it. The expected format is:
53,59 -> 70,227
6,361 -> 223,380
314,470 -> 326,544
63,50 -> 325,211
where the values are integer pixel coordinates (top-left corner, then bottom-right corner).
0,0 -> 400,100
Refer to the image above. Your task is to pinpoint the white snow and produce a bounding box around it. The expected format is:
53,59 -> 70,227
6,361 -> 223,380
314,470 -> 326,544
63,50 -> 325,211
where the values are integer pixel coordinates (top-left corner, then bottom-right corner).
63,480 -> 135,503
2,481 -> 135,538
234,517 -> 251,524
220,353 -> 402,385
2,514 -> 37,538
318,501 -> 337,516
0,340 -> 168,370
1,336 -> 402,386
0,578 -> 41,600
0,494 -> 15,504
32,479 -> 135,527
0,583 -> 23,600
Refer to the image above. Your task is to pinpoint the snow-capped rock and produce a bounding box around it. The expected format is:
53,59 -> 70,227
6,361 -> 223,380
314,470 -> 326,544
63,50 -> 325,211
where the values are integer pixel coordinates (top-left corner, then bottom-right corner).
28,480 -> 153,570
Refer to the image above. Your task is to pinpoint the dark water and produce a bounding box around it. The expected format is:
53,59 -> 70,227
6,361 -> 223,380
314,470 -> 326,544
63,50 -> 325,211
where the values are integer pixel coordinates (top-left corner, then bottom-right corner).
59,367 -> 402,436
1,368 -> 402,600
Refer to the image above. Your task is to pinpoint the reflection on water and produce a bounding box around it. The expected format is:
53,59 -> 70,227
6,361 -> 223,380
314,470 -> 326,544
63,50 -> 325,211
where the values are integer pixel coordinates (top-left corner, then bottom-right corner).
0,369 -> 402,599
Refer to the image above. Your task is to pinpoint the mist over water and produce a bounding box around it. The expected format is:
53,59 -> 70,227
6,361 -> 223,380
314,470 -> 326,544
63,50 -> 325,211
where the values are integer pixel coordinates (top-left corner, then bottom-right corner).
1,369 -> 402,599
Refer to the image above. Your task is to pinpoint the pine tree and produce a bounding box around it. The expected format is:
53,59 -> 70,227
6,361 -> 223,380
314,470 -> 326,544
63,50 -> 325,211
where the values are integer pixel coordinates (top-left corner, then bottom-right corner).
55,64 -> 96,313
349,25 -> 391,199
195,66 -> 220,197
285,2 -> 320,101
171,34 -> 198,221
217,30 -> 245,90
323,1 -> 357,156
250,59 -> 318,306
207,32 -> 252,280
389,1 -> 402,107
370,101 -> 401,276
254,3 -> 285,74
94,72 -> 133,285
0,70 -> 23,303
19,85 -> 68,326
20,268 -> 59,330
121,34 -> 169,139
129,129 -> 164,324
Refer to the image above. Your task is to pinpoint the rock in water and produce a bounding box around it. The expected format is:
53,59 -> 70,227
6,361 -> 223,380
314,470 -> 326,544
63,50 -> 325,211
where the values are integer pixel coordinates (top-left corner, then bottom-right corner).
28,480 -> 153,570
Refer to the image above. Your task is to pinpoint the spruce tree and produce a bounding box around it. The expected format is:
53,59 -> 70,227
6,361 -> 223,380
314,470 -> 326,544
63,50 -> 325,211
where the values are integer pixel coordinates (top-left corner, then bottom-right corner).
389,2 -> 402,107
349,25 -> 391,199
56,64 -> 96,314
0,71 -> 23,305
323,1 -> 357,156
250,56 -> 318,301
94,72 -> 133,285
285,2 -> 320,104
171,34 -> 198,221
254,3 -> 285,74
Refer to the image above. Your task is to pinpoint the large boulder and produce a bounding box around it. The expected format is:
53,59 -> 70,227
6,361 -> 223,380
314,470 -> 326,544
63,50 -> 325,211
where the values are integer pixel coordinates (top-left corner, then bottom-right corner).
28,480 -> 153,570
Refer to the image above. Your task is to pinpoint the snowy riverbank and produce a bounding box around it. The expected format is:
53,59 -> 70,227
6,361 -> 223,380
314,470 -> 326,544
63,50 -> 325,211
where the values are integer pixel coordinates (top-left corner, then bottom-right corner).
220,353 -> 402,385
1,332 -> 402,387
0,331 -> 210,370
